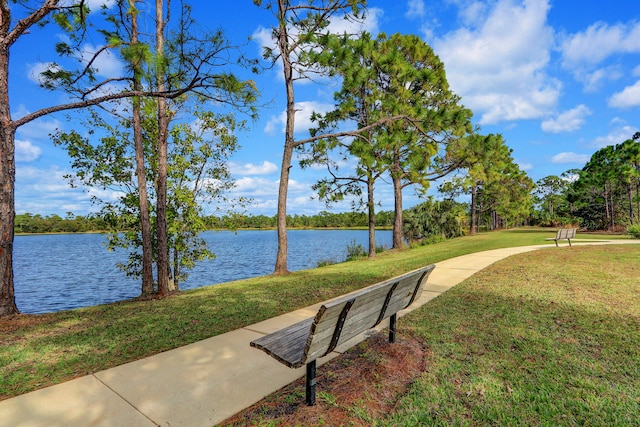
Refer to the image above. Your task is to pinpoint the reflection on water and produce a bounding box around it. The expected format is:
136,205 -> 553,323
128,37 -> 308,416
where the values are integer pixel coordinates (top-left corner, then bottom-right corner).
14,229 -> 392,314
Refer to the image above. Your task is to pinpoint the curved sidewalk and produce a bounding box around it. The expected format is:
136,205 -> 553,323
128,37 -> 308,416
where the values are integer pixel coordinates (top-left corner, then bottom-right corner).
1,241 -> 637,426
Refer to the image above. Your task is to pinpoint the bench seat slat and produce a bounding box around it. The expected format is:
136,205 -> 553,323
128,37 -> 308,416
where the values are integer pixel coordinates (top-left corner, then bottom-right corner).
250,318 -> 315,368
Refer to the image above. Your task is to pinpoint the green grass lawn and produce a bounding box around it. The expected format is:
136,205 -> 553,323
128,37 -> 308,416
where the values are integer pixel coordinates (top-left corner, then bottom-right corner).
387,245 -> 640,426
1,227 -> 637,421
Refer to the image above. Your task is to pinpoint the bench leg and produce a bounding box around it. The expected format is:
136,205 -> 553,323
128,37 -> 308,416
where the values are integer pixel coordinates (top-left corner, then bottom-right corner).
568,239 -> 572,246
389,313 -> 397,343
306,360 -> 316,406
554,239 -> 559,247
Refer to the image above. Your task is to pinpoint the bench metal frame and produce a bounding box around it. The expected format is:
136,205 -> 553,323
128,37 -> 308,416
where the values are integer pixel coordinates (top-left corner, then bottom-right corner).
250,264 -> 435,405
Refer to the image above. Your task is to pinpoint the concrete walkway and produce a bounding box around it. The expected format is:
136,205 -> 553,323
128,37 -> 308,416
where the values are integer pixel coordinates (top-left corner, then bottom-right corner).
1,241 -> 636,426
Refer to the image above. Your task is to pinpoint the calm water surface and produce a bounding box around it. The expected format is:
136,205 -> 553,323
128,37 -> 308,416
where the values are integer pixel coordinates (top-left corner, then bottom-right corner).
14,229 -> 392,314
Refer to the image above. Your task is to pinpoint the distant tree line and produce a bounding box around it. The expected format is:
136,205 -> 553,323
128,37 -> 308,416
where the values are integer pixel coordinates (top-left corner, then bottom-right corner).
14,213 -> 108,234
14,210 -> 398,234
531,133 -> 640,232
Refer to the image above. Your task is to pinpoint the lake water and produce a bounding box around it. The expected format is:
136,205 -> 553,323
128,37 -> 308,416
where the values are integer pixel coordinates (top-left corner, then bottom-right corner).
14,229 -> 393,314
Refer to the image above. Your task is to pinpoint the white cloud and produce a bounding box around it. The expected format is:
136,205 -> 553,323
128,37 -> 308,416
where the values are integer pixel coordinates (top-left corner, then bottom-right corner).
15,140 -> 42,162
251,27 -> 272,56
27,43 -> 124,89
80,44 -> 125,79
406,0 -> 426,19
244,198 -> 278,214
432,0 -> 560,124
85,187 -> 126,204
15,114 -> 62,139
551,152 -> 591,164
458,1 -> 489,26
264,101 -> 334,136
579,65 -> 623,93
233,177 -> 279,197
561,21 -> 640,68
231,161 -> 278,176
561,20 -> 640,88
15,166 -> 115,215
517,161 -> 533,171
230,176 -> 317,214
609,81 -> 640,108
27,62 -> 63,86
252,7 -> 381,82
328,7 -> 382,35
59,0 -> 117,11
591,125 -> 640,148
252,7 -> 381,53
85,0 -> 117,11
541,105 -> 591,133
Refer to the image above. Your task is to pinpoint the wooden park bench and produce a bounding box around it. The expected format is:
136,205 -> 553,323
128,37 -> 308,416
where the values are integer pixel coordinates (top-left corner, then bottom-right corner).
545,228 -> 577,247
250,264 -> 435,405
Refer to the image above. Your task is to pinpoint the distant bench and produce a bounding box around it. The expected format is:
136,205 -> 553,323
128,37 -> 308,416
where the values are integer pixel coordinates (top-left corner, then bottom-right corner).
250,265 -> 435,405
545,228 -> 577,247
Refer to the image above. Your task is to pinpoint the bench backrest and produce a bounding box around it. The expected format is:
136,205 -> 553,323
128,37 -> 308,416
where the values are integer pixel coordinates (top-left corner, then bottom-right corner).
301,265 -> 435,364
556,228 -> 576,239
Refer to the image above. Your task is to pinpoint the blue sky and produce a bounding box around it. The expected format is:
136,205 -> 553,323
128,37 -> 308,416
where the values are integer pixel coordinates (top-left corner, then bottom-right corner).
11,0 -> 640,217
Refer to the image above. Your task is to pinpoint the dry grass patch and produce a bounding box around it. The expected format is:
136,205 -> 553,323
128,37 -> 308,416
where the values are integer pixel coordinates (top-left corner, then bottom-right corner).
221,332 -> 428,427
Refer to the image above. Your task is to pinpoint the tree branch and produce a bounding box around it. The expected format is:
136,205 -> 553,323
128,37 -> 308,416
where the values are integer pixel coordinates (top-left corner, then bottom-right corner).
293,114 -> 414,147
3,0 -> 59,48
11,85 -> 193,130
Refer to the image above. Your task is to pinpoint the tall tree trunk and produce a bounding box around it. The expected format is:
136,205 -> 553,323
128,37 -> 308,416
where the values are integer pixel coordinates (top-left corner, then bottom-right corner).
274,0 -> 293,274
627,182 -> 634,224
129,1 -> 154,297
636,180 -> 640,224
392,174 -> 403,249
0,35 -> 18,315
367,177 -> 376,257
275,144 -> 292,274
155,0 -> 169,295
172,247 -> 179,291
470,184 -> 477,235
603,186 -> 611,229
609,183 -> 616,230
0,127 -> 16,316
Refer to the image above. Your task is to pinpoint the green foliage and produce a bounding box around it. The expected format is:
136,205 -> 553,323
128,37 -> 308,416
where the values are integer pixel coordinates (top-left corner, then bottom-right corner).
52,101 -> 244,286
533,175 -> 572,227
627,224 -> 640,238
440,133 -> 535,232
403,198 -> 467,245
345,239 -> 367,261
316,258 -> 338,268
304,31 -> 472,252
14,213 -> 106,234
567,133 -> 640,231
15,210 -> 398,234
